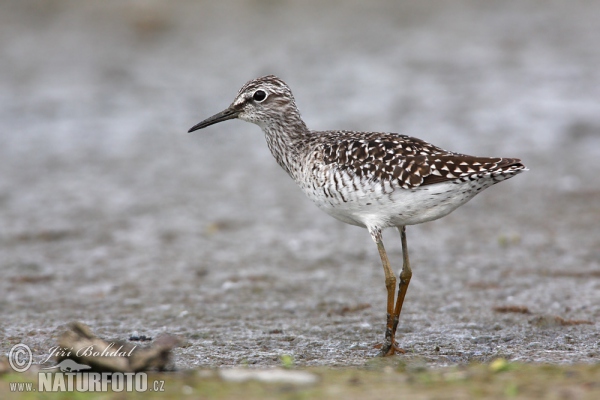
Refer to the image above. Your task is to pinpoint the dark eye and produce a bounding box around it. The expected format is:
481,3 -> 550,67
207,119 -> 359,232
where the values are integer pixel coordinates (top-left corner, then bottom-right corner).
253,90 -> 267,102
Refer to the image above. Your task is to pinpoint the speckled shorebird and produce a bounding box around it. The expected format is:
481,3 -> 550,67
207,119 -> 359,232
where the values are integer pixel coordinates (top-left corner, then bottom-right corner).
188,75 -> 527,356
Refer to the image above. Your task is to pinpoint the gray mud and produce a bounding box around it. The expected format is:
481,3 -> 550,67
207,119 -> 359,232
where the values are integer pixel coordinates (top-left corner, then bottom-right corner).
1,0 -> 599,368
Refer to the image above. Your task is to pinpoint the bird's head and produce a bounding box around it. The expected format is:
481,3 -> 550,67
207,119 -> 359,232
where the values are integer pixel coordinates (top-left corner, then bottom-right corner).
188,75 -> 298,132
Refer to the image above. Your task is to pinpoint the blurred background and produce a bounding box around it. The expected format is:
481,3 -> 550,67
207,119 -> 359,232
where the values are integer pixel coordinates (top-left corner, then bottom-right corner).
1,0 -> 599,367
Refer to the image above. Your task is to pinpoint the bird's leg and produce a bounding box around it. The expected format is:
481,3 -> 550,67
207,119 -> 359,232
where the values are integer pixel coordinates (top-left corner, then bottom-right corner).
367,227 -> 402,357
391,226 -> 412,341
376,239 -> 396,355
369,228 -> 407,356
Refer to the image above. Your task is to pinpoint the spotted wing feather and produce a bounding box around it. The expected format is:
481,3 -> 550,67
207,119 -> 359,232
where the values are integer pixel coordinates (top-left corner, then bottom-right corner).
320,132 -> 525,189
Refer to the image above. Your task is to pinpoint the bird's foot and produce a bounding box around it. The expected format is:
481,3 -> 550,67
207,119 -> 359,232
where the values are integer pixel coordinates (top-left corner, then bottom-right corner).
374,341 -> 405,357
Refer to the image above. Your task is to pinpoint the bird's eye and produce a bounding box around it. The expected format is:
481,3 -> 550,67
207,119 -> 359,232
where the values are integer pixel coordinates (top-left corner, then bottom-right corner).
253,90 -> 267,102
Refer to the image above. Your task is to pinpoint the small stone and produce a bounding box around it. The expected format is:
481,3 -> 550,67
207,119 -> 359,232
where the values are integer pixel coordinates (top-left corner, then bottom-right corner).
441,302 -> 463,313
489,358 -> 510,373
219,368 -> 318,385
527,341 -> 543,349
472,335 -> 493,344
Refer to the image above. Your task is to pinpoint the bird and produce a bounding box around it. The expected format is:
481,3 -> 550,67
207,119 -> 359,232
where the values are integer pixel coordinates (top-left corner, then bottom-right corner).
188,75 -> 527,356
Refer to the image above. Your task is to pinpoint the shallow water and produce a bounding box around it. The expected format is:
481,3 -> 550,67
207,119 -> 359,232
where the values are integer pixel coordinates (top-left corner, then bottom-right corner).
1,0 -> 599,368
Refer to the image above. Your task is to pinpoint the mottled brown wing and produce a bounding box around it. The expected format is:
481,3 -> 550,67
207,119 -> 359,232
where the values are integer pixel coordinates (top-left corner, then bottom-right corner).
321,133 -> 443,188
321,132 -> 524,189
421,155 -> 525,186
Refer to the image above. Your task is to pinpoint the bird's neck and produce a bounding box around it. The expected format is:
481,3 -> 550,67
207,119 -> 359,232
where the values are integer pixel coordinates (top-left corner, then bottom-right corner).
260,114 -> 309,179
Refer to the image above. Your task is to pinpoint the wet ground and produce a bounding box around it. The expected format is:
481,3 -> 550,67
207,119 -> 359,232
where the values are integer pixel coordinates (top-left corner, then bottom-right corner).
1,0 -> 599,368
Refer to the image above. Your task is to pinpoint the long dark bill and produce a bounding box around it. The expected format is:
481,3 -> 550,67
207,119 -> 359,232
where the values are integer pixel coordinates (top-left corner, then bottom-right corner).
188,107 -> 239,133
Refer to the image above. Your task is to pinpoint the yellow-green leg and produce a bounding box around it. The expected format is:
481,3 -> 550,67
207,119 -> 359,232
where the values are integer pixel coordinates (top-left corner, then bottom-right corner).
375,226 -> 412,357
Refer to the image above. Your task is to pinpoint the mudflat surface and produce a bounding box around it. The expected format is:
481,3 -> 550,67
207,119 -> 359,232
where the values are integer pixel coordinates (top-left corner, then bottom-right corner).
1,0 -> 599,368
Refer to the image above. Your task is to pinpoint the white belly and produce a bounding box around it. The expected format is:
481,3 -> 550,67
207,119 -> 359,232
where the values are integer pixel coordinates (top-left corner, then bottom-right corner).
300,171 -> 490,231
